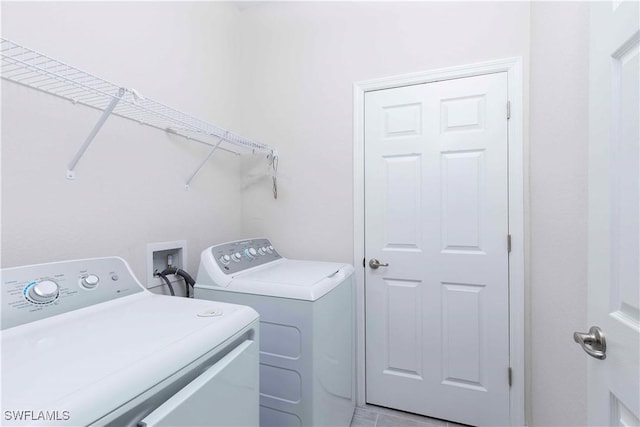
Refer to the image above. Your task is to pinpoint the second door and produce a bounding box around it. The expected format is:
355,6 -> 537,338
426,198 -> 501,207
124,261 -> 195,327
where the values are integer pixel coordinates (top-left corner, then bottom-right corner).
364,72 -> 510,427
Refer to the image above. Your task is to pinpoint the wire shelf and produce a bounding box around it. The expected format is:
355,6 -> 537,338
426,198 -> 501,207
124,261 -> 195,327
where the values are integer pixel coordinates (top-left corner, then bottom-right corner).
0,38 -> 274,154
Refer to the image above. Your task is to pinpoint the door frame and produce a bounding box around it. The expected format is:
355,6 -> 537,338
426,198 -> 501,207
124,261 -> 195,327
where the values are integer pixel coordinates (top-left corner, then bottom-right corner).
353,57 -> 525,426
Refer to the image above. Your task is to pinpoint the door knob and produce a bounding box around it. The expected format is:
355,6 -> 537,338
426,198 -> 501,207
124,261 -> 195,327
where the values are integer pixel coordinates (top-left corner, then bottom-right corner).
369,258 -> 389,269
573,326 -> 606,360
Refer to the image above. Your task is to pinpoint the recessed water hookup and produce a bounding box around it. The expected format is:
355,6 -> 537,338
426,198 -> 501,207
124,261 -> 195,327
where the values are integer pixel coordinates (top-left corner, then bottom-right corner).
146,240 -> 187,291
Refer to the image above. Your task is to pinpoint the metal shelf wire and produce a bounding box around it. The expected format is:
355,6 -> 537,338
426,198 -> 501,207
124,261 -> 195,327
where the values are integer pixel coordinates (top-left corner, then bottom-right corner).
1,38 -> 276,187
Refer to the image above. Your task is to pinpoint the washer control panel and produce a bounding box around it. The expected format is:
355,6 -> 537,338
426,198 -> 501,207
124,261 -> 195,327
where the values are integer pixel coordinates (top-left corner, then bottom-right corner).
1,257 -> 143,330
211,238 -> 281,275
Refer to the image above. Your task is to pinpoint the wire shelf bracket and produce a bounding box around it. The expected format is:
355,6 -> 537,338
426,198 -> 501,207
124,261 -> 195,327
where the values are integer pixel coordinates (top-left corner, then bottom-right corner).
0,37 -> 276,184
66,87 -> 125,179
184,137 -> 224,190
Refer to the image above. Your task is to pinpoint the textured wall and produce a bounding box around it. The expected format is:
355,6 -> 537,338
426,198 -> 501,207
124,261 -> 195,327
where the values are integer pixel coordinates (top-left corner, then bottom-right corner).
1,2 -> 247,293
1,2 -> 592,425
529,2 -> 589,426
233,1 -> 531,264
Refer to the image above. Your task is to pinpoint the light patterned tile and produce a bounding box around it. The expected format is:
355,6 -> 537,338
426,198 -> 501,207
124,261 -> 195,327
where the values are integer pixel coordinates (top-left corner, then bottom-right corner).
376,413 -> 435,427
361,405 -> 447,427
351,414 -> 377,427
354,407 -> 379,422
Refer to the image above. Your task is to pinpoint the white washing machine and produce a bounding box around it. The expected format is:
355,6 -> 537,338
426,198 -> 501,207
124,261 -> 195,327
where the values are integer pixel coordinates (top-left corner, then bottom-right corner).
195,238 -> 355,427
1,256 -> 259,427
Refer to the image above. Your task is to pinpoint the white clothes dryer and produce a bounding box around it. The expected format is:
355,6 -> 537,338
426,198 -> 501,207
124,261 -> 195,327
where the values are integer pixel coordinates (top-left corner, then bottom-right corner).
1,257 -> 259,427
195,238 -> 355,427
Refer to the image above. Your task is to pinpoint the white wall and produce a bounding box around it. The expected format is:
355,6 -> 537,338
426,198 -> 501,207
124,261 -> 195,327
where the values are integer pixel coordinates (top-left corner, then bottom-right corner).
1,2 -> 245,292
529,2 -> 589,426
1,2 -> 591,426
234,1 -> 531,263
232,2 -> 589,426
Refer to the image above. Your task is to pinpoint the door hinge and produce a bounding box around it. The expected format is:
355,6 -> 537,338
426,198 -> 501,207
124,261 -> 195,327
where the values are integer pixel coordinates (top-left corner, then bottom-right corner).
507,234 -> 512,253
507,101 -> 511,120
508,367 -> 513,387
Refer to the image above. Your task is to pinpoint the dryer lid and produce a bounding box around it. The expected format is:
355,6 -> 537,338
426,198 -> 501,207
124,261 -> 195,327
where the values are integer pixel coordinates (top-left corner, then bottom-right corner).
226,260 -> 354,301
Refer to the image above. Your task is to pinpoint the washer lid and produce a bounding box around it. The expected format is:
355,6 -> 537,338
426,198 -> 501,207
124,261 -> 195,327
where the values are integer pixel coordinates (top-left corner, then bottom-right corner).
1,293 -> 258,426
225,260 -> 354,301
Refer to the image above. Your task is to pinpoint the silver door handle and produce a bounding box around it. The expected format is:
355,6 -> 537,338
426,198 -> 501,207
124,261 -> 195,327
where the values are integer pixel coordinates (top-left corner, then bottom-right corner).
369,258 -> 389,269
573,326 -> 606,360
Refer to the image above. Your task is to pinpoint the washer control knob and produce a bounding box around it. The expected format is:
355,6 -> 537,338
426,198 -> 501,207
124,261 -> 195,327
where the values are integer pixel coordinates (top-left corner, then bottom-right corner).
267,245 -> 274,253
231,252 -> 242,262
81,274 -> 100,289
27,280 -> 59,304
219,254 -> 232,265
244,248 -> 257,260
258,247 -> 266,255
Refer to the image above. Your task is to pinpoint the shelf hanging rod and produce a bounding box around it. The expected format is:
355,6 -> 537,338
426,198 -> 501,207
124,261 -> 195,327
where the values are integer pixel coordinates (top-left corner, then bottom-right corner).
163,127 -> 240,155
66,87 -> 125,180
165,126 -> 258,152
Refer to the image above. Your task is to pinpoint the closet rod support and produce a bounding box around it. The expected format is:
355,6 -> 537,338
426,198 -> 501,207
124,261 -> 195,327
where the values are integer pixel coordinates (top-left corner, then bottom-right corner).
66,87 -> 126,179
184,137 -> 224,190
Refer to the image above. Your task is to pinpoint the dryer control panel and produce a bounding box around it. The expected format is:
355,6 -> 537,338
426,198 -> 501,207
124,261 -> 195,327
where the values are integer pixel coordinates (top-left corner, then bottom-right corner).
1,257 -> 144,330
209,238 -> 281,275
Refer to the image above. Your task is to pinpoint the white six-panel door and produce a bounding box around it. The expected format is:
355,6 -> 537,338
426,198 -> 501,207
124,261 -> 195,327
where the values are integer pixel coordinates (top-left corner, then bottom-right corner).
586,1 -> 639,425
364,73 -> 510,427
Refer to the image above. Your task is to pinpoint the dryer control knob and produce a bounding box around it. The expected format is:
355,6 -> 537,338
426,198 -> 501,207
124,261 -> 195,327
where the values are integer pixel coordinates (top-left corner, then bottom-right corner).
81,274 -> 100,289
257,247 -> 266,255
231,252 -> 242,262
27,280 -> 59,304
267,245 -> 274,253
219,254 -> 232,265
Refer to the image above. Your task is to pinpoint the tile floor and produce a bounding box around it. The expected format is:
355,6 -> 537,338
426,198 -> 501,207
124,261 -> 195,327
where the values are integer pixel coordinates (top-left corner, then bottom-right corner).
350,405 -> 470,427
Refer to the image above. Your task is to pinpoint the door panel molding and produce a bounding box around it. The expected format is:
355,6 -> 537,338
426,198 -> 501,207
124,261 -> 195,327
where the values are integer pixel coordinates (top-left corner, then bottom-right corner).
353,57 -> 525,426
